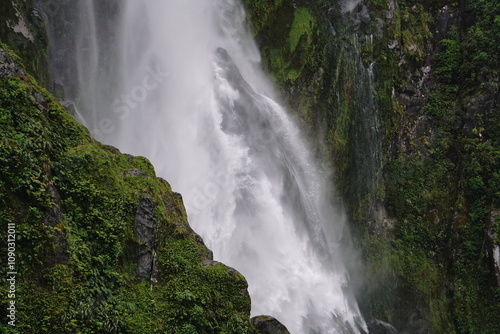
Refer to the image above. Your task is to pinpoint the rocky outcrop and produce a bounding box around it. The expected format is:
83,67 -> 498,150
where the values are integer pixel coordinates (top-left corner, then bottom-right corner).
251,315 -> 291,334
0,42 -> 294,334
0,46 -> 253,333
0,47 -> 25,77
0,0 -> 50,87
134,195 -> 158,282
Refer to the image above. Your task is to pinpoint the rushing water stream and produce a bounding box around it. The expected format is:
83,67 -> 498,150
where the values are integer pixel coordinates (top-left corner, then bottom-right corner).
38,0 -> 367,332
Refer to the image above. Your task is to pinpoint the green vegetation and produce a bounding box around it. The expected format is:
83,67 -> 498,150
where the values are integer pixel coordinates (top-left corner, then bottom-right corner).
265,6 -> 320,86
1,0 -> 499,332
0,47 -> 252,333
289,8 -> 315,53
243,0 -> 323,94
246,0 -> 500,332
244,0 -> 284,37
366,1 -> 500,332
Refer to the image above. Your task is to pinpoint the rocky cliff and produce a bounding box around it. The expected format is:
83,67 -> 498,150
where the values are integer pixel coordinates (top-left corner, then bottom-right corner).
0,44 -> 256,333
0,0 -> 50,88
1,0 -> 499,333
243,0 -> 500,333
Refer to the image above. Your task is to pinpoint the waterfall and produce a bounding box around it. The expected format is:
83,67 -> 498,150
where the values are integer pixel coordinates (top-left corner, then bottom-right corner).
37,0 -> 367,333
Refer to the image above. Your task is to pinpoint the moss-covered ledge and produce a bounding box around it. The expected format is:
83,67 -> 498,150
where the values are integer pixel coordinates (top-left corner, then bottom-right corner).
0,45 -> 258,333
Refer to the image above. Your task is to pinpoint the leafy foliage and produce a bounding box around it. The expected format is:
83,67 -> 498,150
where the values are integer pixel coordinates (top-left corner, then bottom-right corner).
0,49 -> 252,333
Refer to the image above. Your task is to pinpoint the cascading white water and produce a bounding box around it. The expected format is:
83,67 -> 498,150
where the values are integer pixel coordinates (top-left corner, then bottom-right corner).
40,0 -> 367,332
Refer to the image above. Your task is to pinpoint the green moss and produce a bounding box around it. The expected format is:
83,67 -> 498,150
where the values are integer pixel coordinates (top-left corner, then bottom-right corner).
118,251 -> 251,334
289,8 -> 315,53
243,1 -> 322,92
0,49 -> 252,333
247,0 -> 500,332
390,3 -> 433,61
243,0 -> 285,37
261,6 -> 318,86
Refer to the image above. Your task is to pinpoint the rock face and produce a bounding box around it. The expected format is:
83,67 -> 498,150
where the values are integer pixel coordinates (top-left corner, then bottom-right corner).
0,0 -> 50,87
251,315 -> 291,334
134,195 -> 158,282
244,0 -> 500,333
0,48 -> 25,77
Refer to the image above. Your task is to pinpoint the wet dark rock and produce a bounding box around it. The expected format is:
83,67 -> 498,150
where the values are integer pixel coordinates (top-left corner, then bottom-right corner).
60,100 -> 77,116
434,5 -> 461,42
359,5 -> 371,24
33,91 -> 45,104
464,91 -> 498,137
367,319 -> 397,334
374,17 -> 385,39
251,315 -> 290,334
134,195 -> 158,282
368,201 -> 396,240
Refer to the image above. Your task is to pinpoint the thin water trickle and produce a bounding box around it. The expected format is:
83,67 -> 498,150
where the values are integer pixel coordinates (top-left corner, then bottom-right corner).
38,0 -> 367,332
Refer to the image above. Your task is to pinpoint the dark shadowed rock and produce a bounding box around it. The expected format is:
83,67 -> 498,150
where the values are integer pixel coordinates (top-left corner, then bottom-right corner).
134,195 -> 158,282
0,48 -> 25,78
367,319 -> 398,334
251,315 -> 290,334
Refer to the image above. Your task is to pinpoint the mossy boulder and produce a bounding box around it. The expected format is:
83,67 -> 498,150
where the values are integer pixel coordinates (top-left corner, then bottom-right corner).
251,316 -> 290,334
